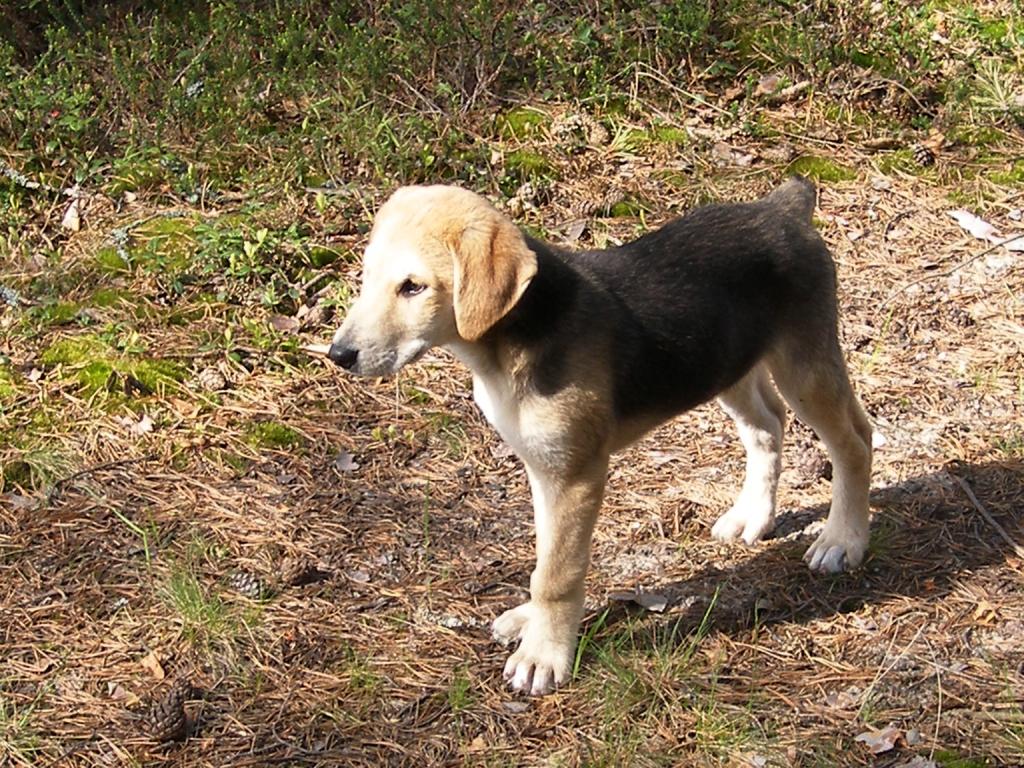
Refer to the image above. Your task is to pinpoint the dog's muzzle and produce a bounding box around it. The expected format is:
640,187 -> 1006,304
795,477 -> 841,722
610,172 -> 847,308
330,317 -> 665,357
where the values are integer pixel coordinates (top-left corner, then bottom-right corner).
328,344 -> 359,370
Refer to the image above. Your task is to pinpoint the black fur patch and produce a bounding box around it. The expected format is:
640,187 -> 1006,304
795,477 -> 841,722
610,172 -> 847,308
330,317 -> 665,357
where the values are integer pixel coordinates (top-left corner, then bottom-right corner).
493,179 -> 837,420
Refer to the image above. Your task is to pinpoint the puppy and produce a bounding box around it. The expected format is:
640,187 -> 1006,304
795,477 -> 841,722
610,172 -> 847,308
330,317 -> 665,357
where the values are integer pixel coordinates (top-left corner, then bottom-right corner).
329,178 -> 872,695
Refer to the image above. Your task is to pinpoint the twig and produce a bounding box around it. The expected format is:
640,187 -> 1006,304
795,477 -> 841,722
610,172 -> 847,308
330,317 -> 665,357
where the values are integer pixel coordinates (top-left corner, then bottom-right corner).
856,623 -> 925,721
171,34 -> 214,86
951,473 -> 1024,559
48,455 -> 156,503
879,232 -> 1024,310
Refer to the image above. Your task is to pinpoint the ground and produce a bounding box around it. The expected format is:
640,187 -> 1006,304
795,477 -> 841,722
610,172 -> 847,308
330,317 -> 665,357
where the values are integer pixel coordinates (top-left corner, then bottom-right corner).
1,3 -> 1023,767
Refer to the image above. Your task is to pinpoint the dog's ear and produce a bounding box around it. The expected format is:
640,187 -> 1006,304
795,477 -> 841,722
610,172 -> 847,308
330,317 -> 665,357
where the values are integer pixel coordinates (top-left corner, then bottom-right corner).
451,215 -> 537,342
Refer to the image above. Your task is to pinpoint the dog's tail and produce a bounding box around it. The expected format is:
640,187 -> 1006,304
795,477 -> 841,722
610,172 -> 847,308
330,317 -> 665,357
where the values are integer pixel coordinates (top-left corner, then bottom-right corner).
767,175 -> 816,221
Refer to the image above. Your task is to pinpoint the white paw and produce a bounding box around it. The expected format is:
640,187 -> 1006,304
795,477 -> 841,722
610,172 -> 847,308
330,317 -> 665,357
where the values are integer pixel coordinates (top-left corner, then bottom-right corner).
492,603 -> 531,647
711,497 -> 775,545
493,603 -> 575,696
804,522 -> 868,573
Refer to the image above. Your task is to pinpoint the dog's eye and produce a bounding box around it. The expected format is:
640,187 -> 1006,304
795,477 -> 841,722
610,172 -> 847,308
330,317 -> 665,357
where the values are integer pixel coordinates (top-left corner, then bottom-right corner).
398,279 -> 426,297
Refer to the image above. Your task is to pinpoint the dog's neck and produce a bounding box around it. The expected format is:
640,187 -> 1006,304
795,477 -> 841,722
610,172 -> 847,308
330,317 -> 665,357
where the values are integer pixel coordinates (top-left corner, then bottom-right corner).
445,237 -> 576,378
445,337 -> 499,376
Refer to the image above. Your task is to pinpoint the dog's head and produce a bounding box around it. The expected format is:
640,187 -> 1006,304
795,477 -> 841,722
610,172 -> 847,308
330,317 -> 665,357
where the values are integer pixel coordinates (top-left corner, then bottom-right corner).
329,185 -> 537,376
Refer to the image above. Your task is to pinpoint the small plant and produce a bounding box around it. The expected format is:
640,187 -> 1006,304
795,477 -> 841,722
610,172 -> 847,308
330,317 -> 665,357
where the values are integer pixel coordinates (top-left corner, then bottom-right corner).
162,567 -> 232,641
446,666 -> 473,714
972,58 -> 1024,125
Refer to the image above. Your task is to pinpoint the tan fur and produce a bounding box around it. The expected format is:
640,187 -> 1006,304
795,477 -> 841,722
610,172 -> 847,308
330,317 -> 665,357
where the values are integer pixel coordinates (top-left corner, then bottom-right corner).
451,215 -> 537,341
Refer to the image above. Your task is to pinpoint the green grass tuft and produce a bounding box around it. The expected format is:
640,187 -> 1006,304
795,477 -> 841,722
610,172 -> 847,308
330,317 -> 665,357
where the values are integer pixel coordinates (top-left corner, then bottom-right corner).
245,421 -> 304,451
787,156 -> 857,183
499,107 -> 548,140
162,568 -> 232,641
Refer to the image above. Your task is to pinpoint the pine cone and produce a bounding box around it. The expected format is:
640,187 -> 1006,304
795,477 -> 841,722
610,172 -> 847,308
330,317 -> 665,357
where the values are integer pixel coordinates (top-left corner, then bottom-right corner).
797,451 -> 833,486
279,556 -> 314,587
193,366 -> 227,392
569,189 -> 627,219
146,678 -> 191,742
586,118 -> 610,147
911,142 -> 935,166
228,570 -> 263,599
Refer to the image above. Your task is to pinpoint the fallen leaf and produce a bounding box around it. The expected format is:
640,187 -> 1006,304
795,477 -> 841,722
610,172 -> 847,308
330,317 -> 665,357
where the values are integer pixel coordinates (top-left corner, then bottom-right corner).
489,441 -> 515,459
863,137 -> 901,150
946,209 -> 1024,251
301,342 -> 331,357
61,198 -> 81,232
754,73 -> 782,97
948,209 -> 997,241
895,758 -> 937,768
119,413 -> 154,435
824,686 -> 861,709
645,449 -> 682,466
140,650 -> 166,681
107,681 -> 140,705
973,599 -> 1000,625
563,218 -> 587,243
334,450 -> 359,472
721,83 -> 745,103
4,492 -> 36,511
268,315 -> 301,333
855,725 -> 902,754
132,414 -> 154,436
609,590 -> 669,613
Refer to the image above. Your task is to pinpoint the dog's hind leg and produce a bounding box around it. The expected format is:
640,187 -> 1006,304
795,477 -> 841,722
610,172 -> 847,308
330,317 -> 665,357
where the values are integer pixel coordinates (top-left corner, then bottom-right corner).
768,338 -> 873,573
712,364 -> 787,545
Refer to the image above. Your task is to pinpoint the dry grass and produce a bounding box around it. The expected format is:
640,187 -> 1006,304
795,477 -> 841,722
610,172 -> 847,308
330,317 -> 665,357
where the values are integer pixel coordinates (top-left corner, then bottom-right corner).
3,81 -> 1024,768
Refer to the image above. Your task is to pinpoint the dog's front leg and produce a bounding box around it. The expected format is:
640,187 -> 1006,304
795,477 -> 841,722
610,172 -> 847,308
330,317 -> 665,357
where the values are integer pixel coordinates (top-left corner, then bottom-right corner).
493,459 -> 607,695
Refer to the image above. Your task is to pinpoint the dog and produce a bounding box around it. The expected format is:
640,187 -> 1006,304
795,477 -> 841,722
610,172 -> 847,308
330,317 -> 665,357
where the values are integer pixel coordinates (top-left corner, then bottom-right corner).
328,178 -> 873,695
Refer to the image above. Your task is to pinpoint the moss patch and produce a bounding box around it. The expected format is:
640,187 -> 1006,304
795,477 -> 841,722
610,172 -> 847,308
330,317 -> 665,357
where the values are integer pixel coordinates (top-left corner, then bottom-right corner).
988,161 -> 1024,186
133,217 -> 199,272
105,158 -> 166,196
876,148 -> 926,175
29,301 -> 81,327
0,366 -> 18,403
498,108 -> 548,140
933,750 -> 991,768
609,197 -> 648,217
245,421 -> 304,450
130,359 -> 188,392
307,245 -> 345,268
89,287 -> 132,308
40,335 -> 110,367
625,125 -> 689,149
95,246 -> 131,274
40,335 -> 186,396
505,150 -> 556,181
786,156 -> 857,183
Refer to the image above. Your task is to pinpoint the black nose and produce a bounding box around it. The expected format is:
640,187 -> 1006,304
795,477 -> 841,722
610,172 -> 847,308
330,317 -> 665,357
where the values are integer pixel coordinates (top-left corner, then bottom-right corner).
328,344 -> 359,370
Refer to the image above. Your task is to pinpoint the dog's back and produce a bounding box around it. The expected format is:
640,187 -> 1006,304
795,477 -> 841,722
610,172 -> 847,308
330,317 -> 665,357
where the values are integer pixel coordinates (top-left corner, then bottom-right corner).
505,177 -> 836,422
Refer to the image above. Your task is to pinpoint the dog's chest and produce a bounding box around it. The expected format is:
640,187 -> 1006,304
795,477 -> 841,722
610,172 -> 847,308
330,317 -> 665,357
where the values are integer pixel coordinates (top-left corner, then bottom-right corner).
472,374 -> 551,464
472,374 -> 519,443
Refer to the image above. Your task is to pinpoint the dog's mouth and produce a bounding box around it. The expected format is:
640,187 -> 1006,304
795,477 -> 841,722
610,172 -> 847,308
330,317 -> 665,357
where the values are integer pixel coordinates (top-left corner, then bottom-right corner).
395,339 -> 430,370
330,339 -> 431,377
